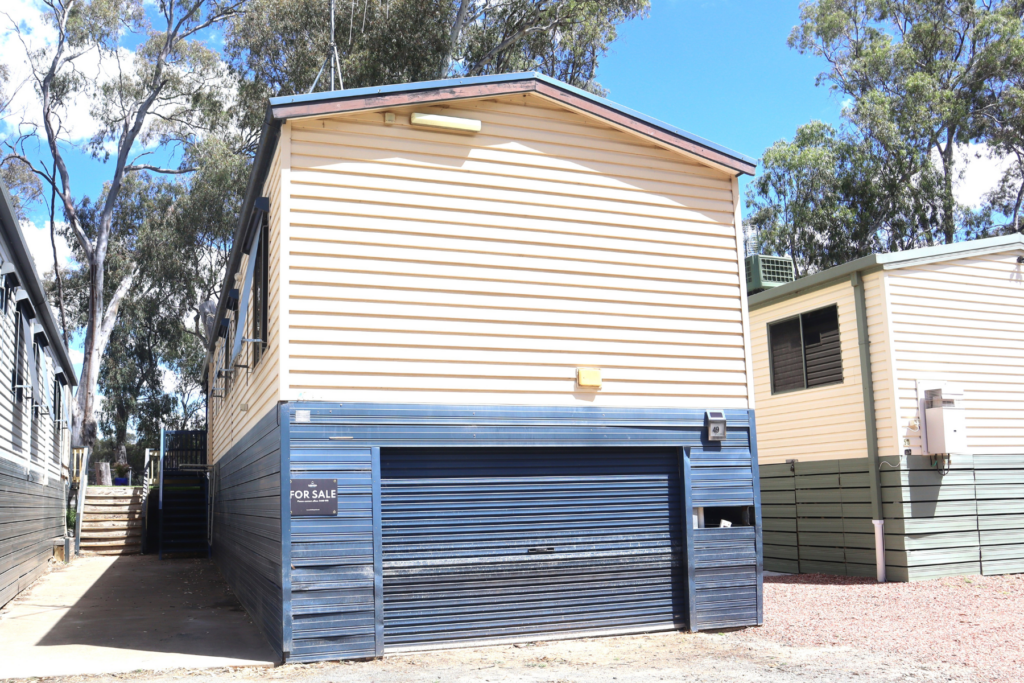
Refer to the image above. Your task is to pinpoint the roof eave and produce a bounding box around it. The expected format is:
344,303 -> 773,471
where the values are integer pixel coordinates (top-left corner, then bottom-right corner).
202,110 -> 281,382
268,72 -> 757,175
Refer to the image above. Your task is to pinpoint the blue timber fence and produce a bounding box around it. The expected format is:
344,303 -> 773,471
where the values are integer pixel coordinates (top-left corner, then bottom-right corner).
212,402 -> 763,663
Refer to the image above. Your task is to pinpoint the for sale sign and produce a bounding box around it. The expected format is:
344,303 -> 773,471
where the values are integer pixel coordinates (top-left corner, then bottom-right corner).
290,479 -> 338,516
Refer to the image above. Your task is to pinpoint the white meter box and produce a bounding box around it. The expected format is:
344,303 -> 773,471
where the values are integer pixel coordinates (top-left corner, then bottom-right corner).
921,385 -> 968,455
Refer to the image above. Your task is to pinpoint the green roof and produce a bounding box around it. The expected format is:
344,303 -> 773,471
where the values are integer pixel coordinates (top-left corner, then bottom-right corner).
748,233 -> 1024,311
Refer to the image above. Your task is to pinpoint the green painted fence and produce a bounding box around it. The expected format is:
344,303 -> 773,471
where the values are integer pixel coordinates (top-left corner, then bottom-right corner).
761,454 -> 1024,581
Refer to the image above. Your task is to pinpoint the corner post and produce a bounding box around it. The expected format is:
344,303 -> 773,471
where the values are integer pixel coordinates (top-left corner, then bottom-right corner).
371,446 -> 383,657
748,410 -> 764,625
679,446 -> 697,632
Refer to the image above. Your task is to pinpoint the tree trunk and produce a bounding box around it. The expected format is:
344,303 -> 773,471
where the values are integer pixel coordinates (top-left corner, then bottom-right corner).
940,129 -> 957,244
71,265 -> 134,448
94,461 -> 112,487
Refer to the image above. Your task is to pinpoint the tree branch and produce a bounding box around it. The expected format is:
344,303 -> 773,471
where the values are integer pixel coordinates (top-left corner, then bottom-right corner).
125,164 -> 197,174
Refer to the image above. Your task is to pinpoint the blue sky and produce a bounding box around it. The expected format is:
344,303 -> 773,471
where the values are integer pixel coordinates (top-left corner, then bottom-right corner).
17,1 -> 841,223
596,1 -> 843,198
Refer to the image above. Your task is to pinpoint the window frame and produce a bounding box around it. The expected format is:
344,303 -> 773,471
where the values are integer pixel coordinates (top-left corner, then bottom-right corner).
767,304 -> 843,395
12,306 -> 23,403
250,214 -> 269,370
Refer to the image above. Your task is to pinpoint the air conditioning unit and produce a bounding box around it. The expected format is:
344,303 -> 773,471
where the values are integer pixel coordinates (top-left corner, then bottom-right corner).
745,254 -> 795,293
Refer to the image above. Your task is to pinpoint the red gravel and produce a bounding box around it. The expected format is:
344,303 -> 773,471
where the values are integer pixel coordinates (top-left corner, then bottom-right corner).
741,573 -> 1024,682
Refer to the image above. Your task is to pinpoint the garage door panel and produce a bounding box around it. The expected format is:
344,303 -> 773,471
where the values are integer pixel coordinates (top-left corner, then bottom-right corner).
381,446 -> 685,650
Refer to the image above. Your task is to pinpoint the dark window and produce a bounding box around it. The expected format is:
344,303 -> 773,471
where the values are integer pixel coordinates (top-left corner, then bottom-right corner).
768,305 -> 843,394
250,215 -> 269,367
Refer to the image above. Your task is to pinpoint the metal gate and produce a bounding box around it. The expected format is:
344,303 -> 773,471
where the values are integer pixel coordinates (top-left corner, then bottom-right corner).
380,446 -> 685,651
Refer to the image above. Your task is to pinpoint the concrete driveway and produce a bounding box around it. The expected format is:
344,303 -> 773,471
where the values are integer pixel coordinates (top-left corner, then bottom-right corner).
0,554 -> 277,679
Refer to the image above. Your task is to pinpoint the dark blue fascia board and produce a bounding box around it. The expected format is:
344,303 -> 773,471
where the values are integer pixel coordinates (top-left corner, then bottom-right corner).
283,402 -> 752,452
284,401 -> 750,427
269,72 -> 756,168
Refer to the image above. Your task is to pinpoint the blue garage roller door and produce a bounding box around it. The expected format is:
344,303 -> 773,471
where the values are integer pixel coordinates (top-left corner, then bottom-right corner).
380,446 -> 685,650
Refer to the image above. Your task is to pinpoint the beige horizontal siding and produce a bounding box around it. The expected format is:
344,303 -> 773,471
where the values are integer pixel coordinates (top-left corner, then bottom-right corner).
864,271 -> 899,457
208,144 -> 284,463
282,94 -> 749,408
750,281 -> 868,465
888,251 -> 1024,455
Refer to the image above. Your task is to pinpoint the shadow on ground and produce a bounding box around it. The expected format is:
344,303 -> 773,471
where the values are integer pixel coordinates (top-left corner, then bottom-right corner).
35,555 -> 268,659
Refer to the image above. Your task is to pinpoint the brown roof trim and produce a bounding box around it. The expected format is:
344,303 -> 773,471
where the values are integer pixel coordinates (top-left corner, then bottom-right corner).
532,81 -> 756,175
269,78 -> 755,176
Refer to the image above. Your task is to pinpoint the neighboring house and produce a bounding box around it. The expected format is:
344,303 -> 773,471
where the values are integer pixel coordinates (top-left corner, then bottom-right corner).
0,179 -> 78,608
204,73 -> 763,662
748,234 -> 1024,581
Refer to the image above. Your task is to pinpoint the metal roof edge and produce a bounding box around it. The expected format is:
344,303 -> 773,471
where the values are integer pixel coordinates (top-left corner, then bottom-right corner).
747,254 -> 880,311
0,179 -> 79,386
269,71 -> 756,169
747,233 -> 1024,311
876,232 -> 1024,269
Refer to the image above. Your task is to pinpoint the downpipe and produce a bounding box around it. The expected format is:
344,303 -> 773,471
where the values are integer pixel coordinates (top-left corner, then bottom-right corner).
872,519 -> 886,583
852,271 -> 886,583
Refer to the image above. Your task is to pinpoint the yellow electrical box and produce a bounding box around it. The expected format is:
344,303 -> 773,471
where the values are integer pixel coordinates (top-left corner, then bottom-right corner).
577,367 -> 602,388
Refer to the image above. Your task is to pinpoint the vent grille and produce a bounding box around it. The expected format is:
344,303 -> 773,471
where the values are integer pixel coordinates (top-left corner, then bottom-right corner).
745,255 -> 795,292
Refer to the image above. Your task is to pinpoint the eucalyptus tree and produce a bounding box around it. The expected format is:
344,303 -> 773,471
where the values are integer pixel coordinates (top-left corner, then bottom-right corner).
973,5 -> 1024,232
226,0 -> 649,150
2,0 -> 244,447
789,0 -> 1017,245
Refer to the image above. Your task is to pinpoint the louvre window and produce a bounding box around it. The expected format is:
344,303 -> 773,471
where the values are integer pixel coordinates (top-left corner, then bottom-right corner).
768,305 -> 842,394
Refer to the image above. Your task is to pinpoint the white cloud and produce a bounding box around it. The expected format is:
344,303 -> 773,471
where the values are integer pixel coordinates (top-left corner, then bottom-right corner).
1,0 -> 111,143
949,143 -> 1014,209
18,217 -> 74,278
161,366 -> 178,394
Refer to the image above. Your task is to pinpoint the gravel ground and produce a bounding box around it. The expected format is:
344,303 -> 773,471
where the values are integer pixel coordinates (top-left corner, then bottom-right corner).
8,630 -> 977,683
741,573 -> 1024,683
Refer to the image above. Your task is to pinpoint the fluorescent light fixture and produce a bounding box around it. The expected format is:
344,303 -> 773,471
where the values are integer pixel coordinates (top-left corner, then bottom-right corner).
410,112 -> 481,133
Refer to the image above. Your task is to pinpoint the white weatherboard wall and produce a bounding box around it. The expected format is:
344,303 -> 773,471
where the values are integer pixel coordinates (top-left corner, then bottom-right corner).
278,94 -> 753,410
887,250 -> 1024,456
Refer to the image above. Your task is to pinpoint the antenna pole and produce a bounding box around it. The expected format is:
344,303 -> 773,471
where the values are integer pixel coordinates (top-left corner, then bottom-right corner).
309,0 -> 344,93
